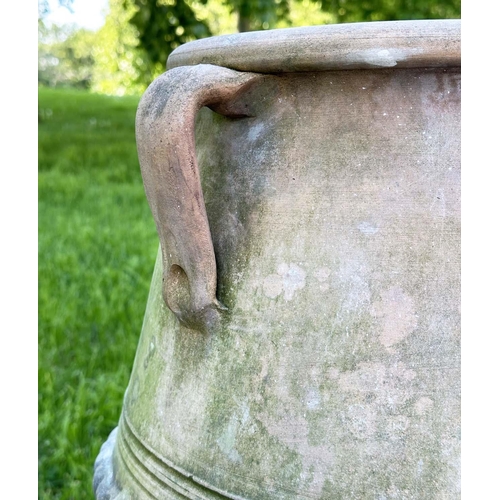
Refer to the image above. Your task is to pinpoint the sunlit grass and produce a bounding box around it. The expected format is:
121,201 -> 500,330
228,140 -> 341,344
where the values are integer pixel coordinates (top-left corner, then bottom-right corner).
38,87 -> 158,499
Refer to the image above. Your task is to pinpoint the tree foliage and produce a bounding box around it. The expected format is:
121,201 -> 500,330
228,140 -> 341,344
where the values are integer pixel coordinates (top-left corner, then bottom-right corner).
38,0 -> 150,95
128,0 -> 303,69
229,0 -> 291,32
38,0 -> 460,94
91,0 -> 149,95
129,0 -> 212,71
128,0 -> 289,61
320,0 -> 460,23
127,0 -> 460,72
38,24 -> 96,89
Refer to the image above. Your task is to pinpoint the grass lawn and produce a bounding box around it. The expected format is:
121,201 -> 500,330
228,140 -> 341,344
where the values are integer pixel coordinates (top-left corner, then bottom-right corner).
38,87 -> 159,499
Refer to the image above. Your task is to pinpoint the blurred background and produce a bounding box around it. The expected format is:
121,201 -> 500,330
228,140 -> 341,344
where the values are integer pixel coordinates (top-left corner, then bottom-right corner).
38,1 -> 460,498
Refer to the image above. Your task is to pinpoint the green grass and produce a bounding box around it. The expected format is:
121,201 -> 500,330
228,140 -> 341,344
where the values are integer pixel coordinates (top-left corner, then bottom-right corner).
38,87 -> 159,499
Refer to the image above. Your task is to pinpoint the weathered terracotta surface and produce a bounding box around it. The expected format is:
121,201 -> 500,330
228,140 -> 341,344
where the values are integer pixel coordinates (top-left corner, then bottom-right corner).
167,20 -> 460,73
135,65 -> 262,333
94,20 -> 460,500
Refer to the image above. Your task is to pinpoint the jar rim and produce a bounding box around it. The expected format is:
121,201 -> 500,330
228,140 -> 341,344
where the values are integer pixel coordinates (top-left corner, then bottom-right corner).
167,19 -> 460,73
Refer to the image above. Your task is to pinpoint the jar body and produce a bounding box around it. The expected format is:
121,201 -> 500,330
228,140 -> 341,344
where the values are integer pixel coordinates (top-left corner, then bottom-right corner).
97,66 -> 460,499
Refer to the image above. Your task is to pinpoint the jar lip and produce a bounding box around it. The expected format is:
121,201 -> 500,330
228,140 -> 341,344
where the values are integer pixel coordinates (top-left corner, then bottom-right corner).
167,19 -> 461,73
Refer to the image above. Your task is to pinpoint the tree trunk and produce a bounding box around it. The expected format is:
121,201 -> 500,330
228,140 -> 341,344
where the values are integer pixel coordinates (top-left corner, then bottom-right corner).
237,11 -> 251,32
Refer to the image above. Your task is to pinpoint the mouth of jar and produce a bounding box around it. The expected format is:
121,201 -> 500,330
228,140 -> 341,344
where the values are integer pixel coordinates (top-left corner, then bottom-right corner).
167,20 -> 461,75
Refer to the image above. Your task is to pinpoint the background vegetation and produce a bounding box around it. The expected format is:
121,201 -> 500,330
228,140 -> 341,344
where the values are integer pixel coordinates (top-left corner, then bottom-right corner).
38,87 -> 158,498
38,0 -> 460,498
38,0 -> 460,96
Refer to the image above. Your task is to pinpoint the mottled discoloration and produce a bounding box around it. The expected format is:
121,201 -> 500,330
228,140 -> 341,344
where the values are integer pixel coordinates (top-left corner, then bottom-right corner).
98,21 -> 461,500
358,221 -> 379,235
263,263 -> 306,301
338,361 -> 417,412
136,64 -> 262,333
415,396 -> 434,415
370,286 -> 418,349
313,267 -> 331,292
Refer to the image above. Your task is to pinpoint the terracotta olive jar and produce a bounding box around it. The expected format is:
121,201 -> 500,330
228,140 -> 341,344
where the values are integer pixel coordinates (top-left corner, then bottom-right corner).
94,20 -> 461,499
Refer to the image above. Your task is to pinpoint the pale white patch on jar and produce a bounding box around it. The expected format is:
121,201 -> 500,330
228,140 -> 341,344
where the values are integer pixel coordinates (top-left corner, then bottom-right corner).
263,263 -> 306,301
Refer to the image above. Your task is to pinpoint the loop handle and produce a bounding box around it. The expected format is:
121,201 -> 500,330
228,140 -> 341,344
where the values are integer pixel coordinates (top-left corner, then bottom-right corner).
136,64 -> 261,332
